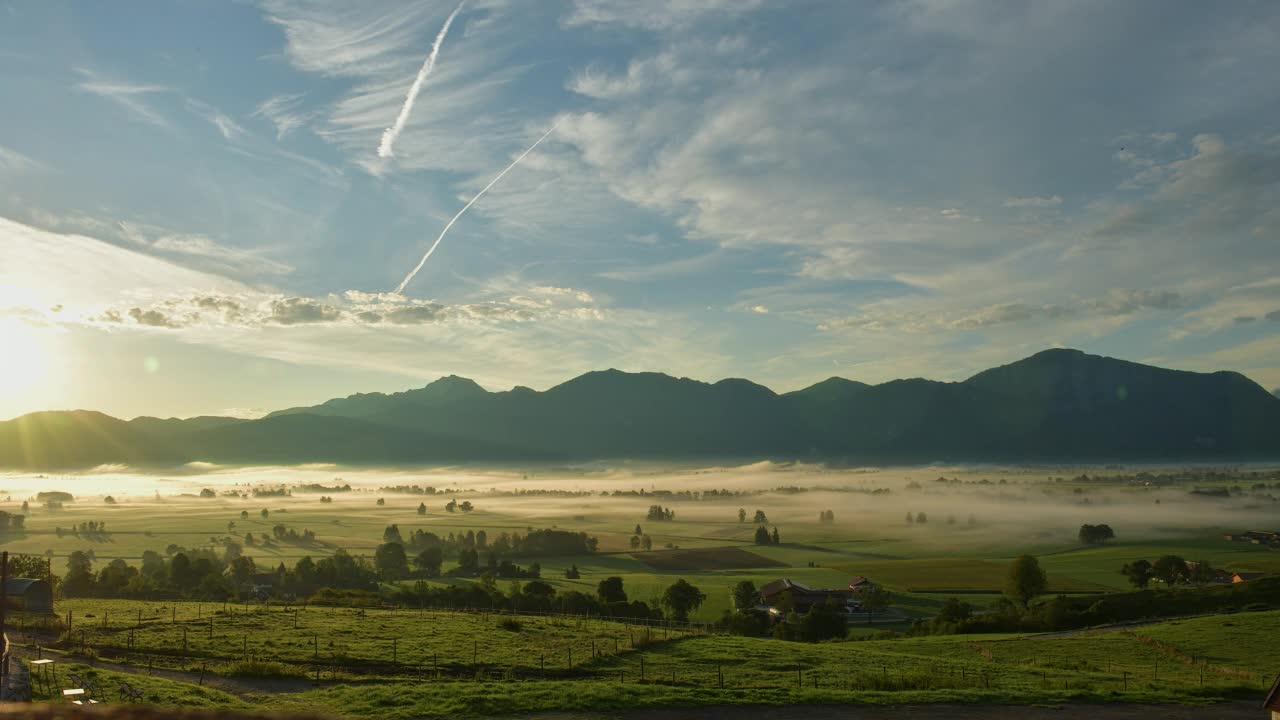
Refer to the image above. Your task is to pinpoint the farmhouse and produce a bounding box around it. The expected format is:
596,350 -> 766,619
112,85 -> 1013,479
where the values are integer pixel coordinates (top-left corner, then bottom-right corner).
848,576 -> 877,593
759,578 -> 853,614
1183,561 -> 1232,583
4,577 -> 52,613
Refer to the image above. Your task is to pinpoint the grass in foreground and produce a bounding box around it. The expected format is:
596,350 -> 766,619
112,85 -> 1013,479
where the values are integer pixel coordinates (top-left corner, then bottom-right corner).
28,661 -> 250,709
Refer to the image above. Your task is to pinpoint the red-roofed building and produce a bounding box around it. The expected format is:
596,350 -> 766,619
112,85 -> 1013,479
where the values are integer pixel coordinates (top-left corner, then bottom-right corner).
848,576 -> 878,593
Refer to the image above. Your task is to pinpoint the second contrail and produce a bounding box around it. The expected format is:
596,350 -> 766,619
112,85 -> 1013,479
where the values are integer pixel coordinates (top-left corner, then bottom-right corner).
377,1 -> 465,159
394,120 -> 562,294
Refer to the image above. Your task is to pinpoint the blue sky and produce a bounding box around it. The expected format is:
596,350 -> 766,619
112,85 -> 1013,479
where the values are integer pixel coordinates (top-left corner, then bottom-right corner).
1,0 -> 1278,420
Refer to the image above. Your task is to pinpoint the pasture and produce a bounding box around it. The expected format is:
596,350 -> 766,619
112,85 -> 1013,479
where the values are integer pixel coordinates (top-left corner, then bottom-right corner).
3,462 -> 1279,716
16,608 -> 1277,717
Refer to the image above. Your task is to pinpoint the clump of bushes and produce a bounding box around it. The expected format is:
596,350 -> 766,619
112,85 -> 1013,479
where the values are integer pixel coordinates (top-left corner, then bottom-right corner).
226,660 -> 304,678
498,618 -> 523,632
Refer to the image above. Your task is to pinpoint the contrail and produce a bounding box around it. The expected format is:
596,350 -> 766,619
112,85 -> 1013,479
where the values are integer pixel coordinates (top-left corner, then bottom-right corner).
394,120 -> 562,294
377,1 -> 465,159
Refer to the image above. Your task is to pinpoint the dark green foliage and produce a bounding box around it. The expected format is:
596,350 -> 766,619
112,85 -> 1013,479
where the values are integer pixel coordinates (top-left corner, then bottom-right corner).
731,580 -> 758,610
936,597 -> 974,623
1005,555 -> 1048,608
374,542 -> 408,580
596,576 -> 627,603
719,609 -> 770,636
62,550 -> 95,597
796,598 -> 848,642
1120,559 -> 1152,588
661,579 -> 706,622
916,575 -> 1280,636
645,505 -> 674,521
859,587 -> 892,621
413,547 -> 443,577
753,526 -> 770,545
1151,555 -> 1189,585
1078,523 -> 1115,544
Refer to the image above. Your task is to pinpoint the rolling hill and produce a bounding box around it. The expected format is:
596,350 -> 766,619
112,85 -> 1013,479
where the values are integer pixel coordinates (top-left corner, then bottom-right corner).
2,348 -> 1278,469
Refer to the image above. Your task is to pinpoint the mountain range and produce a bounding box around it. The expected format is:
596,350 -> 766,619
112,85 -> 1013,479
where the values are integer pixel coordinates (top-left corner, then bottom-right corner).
3,348 -> 1279,470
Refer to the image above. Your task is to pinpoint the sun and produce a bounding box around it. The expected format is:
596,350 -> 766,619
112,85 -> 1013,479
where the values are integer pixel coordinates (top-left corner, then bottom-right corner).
0,319 -> 50,395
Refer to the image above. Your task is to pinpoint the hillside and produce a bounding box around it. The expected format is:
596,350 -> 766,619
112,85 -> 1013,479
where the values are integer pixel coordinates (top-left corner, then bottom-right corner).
2,348 -> 1279,469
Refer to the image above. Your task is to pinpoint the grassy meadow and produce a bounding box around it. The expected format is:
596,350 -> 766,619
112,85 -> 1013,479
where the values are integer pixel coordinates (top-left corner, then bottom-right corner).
19,608 -> 1277,717
2,462 -> 1278,715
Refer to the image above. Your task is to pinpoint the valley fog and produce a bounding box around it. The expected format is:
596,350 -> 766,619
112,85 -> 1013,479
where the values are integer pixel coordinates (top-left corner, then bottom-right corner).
5,460 -> 1276,552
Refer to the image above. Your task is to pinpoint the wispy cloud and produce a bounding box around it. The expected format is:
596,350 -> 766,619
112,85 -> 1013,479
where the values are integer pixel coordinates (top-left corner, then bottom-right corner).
252,93 -> 314,139
1003,195 -> 1062,208
75,68 -> 171,128
820,289 -> 1185,333
0,144 -> 47,173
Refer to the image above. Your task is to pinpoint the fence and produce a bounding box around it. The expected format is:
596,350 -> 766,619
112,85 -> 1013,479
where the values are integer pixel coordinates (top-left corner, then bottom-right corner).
8,599 -> 1272,699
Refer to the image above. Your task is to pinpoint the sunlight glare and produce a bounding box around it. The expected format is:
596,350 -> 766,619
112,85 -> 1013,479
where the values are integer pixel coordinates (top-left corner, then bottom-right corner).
0,319 -> 50,394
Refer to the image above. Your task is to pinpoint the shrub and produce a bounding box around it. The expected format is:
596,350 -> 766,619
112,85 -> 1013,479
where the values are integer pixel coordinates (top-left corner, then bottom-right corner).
226,660 -> 304,678
498,618 -> 523,632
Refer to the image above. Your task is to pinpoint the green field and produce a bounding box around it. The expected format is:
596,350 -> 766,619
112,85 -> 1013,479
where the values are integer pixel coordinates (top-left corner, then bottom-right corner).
5,463 -> 1280,715
17,604 -> 1277,717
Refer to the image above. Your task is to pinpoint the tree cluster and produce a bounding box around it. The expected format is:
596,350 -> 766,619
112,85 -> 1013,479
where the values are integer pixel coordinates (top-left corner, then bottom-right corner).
1077,523 -> 1116,545
753,526 -> 781,545
646,505 -> 674,521
395,526 -> 598,558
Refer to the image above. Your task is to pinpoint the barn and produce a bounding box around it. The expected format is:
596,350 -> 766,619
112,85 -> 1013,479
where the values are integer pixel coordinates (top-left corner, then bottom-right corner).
4,578 -> 53,613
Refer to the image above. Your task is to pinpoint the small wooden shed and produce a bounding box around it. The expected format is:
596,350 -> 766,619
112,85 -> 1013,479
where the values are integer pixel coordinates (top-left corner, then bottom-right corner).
4,578 -> 53,613
1265,673 -> 1280,719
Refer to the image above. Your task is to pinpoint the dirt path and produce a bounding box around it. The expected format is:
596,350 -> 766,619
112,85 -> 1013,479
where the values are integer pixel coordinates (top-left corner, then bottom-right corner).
10,645 -> 315,698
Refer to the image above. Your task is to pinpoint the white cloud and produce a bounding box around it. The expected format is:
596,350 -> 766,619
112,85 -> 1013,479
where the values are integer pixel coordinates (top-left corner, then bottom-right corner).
0,215 -> 250,311
561,0 -> 762,30
0,144 -> 47,173
1003,195 -> 1062,208
820,289 -> 1184,334
252,93 -> 314,139
75,69 -> 171,128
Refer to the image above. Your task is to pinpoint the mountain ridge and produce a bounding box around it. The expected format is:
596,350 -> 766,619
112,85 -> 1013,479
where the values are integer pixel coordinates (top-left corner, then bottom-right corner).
3,348 -> 1278,469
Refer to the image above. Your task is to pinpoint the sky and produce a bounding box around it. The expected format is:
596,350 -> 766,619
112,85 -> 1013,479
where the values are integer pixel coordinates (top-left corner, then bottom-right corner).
1,0 -> 1278,421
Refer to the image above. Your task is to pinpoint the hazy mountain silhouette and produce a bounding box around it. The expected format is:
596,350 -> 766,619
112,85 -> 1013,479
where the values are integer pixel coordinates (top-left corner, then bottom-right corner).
2,349 -> 1278,469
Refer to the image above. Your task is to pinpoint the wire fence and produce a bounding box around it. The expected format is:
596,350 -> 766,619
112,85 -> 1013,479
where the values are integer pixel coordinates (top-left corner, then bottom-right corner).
6,601 -> 1272,697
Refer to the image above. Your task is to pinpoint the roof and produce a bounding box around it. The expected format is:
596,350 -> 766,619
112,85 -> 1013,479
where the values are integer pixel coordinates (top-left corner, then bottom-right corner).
4,577 -> 50,594
1232,572 -> 1266,581
759,578 -> 807,597
1264,673 -> 1280,711
759,578 -> 851,603
849,576 -> 871,586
